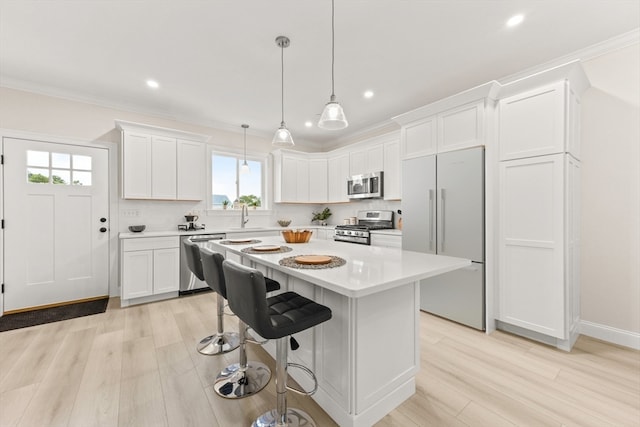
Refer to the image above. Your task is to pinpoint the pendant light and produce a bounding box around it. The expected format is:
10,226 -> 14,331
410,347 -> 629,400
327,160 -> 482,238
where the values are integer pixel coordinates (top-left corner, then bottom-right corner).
241,124 -> 250,174
272,36 -> 294,146
318,0 -> 348,130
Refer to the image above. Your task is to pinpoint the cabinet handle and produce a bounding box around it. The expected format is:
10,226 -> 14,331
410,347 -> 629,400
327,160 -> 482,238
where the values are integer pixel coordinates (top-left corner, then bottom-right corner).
440,188 -> 445,252
428,189 -> 434,251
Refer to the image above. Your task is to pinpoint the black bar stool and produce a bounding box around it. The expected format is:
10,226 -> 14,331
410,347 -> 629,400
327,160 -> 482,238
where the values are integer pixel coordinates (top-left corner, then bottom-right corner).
223,259 -> 332,427
183,239 -> 239,355
200,248 -> 281,399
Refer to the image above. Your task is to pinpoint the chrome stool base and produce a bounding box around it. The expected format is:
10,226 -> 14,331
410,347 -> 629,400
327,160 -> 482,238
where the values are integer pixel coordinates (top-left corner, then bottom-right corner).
252,408 -> 316,427
213,362 -> 271,399
197,332 -> 240,355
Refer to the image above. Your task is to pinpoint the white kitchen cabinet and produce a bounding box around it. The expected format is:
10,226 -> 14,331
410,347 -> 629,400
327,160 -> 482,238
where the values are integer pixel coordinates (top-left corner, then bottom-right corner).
498,154 -> 580,349
273,151 -> 329,203
400,116 -> 437,159
496,64 -> 588,350
121,236 -> 180,306
122,132 -> 152,198
313,227 -> 335,241
394,82 -> 498,160
177,139 -> 205,200
383,140 -> 401,200
327,153 -> 349,203
151,135 -> 177,199
116,120 -> 209,201
499,81 -> 581,161
309,158 -> 328,203
350,144 -> 384,176
370,232 -> 401,248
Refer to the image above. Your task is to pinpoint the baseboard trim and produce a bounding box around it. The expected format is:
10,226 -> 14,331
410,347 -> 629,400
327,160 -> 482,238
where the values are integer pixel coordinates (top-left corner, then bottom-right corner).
580,320 -> 640,350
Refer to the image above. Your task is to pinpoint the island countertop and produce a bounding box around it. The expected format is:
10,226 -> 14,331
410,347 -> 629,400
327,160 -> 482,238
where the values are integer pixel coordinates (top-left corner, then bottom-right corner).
210,235 -> 469,298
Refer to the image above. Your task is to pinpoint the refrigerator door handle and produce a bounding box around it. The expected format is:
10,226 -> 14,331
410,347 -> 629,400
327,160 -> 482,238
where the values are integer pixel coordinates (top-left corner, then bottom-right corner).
440,188 -> 445,252
428,189 -> 434,250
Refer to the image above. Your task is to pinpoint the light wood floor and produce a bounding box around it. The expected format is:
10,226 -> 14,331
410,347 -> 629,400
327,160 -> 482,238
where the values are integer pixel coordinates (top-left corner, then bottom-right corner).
0,292 -> 638,427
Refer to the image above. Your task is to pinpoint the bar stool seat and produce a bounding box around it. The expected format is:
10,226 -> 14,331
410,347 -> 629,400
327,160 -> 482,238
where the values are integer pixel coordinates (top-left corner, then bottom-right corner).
200,249 -> 281,399
223,259 -> 332,427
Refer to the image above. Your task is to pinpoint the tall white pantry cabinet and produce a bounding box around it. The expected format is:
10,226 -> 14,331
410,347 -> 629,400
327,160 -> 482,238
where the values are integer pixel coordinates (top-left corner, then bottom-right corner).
496,63 -> 589,351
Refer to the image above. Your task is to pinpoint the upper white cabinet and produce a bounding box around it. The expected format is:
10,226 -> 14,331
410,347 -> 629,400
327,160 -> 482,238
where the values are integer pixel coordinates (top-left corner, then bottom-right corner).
383,140 -> 401,200
499,81 -> 581,161
177,139 -> 205,200
393,82 -> 500,160
273,151 -> 327,203
116,120 -> 209,201
327,152 -> 349,203
350,144 -> 384,175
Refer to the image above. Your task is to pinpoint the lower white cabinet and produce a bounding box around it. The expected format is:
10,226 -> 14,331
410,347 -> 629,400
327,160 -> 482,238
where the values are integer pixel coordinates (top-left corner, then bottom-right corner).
370,233 -> 402,248
121,236 -> 180,305
498,154 -> 580,350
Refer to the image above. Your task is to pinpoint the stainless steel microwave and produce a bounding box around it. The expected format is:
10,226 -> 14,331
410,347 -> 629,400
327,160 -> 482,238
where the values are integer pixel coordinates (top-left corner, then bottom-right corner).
347,172 -> 383,199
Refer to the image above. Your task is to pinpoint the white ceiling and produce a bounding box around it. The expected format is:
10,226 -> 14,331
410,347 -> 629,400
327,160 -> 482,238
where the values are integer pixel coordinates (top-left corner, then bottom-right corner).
1,1 -> 638,148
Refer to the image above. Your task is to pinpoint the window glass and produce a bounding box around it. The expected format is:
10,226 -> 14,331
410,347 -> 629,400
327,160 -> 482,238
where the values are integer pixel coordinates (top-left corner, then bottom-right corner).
28,168 -> 50,183
27,151 -> 49,167
25,150 -> 93,186
73,155 -> 92,170
211,153 -> 263,209
52,170 -> 70,185
73,171 -> 92,186
52,152 -> 70,169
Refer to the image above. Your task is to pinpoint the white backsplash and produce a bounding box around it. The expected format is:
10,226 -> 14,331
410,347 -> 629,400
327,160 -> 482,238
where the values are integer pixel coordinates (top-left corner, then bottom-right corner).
118,199 -> 402,232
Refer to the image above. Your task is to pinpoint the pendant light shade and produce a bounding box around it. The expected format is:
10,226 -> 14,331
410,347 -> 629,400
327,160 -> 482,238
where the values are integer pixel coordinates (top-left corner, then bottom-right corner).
272,36 -> 294,147
241,124 -> 250,174
318,0 -> 348,130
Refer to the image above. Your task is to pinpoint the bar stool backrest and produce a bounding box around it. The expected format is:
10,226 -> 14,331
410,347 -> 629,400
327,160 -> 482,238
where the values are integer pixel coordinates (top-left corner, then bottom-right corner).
199,247 -> 227,297
183,239 -> 205,281
222,259 -> 273,339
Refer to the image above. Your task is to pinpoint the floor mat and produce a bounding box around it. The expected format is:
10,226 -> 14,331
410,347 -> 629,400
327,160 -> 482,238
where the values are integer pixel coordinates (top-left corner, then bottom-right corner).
0,298 -> 109,332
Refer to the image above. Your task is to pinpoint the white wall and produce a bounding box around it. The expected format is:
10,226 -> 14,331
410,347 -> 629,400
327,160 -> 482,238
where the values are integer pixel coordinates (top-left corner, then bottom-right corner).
580,43 -> 640,336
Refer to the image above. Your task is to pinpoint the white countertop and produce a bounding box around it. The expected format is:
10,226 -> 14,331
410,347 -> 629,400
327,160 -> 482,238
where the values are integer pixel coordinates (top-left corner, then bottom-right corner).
210,235 -> 468,298
119,225 -> 336,239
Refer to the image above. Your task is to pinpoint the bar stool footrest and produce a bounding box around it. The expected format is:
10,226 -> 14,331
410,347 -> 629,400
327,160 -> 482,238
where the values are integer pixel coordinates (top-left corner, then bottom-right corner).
286,362 -> 318,396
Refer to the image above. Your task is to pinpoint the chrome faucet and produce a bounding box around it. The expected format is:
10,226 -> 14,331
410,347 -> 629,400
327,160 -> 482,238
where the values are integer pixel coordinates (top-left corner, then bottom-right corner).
241,204 -> 249,228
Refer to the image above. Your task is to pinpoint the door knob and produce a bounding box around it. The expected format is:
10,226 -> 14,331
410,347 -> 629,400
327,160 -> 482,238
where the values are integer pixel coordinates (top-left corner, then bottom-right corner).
99,227 -> 107,233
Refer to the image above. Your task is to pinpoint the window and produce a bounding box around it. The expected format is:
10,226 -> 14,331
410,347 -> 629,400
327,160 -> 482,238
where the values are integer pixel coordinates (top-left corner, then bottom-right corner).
26,150 -> 92,185
211,153 -> 263,209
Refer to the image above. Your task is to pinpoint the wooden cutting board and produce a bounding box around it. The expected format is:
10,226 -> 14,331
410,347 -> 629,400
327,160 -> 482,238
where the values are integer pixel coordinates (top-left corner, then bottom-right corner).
294,255 -> 332,265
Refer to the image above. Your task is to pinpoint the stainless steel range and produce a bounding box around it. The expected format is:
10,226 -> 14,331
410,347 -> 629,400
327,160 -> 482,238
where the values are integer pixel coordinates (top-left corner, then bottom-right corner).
334,210 -> 394,245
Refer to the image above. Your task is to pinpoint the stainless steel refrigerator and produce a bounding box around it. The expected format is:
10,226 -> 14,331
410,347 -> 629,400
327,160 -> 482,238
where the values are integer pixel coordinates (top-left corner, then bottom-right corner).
402,147 -> 485,330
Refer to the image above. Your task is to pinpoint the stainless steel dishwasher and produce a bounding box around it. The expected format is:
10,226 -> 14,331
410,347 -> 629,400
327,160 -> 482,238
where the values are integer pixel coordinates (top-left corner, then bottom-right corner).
179,233 -> 226,295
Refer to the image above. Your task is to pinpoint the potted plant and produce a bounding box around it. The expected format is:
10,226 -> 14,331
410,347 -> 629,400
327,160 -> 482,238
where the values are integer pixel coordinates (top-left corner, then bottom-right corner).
312,207 -> 332,226
222,200 -> 230,210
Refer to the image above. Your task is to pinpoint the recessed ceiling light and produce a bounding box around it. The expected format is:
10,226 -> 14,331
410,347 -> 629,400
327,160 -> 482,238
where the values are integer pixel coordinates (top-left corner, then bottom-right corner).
364,90 -> 374,99
305,121 -> 313,128
506,14 -> 524,28
146,79 -> 159,89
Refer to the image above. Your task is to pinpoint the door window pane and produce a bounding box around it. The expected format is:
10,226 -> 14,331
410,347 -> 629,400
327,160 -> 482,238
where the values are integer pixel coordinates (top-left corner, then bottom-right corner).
27,151 -> 49,167
52,152 -> 70,168
28,168 -> 50,183
52,170 -> 70,185
73,155 -> 92,170
72,171 -> 92,186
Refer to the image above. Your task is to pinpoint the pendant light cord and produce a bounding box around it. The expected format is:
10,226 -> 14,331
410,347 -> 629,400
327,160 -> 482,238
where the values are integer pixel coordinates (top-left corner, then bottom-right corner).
331,0 -> 335,97
280,43 -> 285,125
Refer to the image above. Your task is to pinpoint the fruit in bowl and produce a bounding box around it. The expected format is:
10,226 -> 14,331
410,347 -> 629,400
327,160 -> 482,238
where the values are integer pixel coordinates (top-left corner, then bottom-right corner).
277,219 -> 292,227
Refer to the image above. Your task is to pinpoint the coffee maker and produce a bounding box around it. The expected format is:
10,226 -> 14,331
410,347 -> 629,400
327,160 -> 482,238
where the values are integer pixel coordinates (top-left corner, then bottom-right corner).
178,214 -> 205,231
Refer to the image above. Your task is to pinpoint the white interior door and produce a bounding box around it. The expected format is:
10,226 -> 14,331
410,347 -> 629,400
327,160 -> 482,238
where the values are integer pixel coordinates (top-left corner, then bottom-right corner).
3,138 -> 109,312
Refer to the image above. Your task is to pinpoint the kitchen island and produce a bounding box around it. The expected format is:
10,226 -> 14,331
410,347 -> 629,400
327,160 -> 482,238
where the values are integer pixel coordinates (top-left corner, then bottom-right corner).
210,236 -> 469,427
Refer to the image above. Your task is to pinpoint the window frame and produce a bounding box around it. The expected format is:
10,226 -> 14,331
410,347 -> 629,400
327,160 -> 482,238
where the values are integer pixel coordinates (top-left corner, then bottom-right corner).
207,146 -> 271,213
